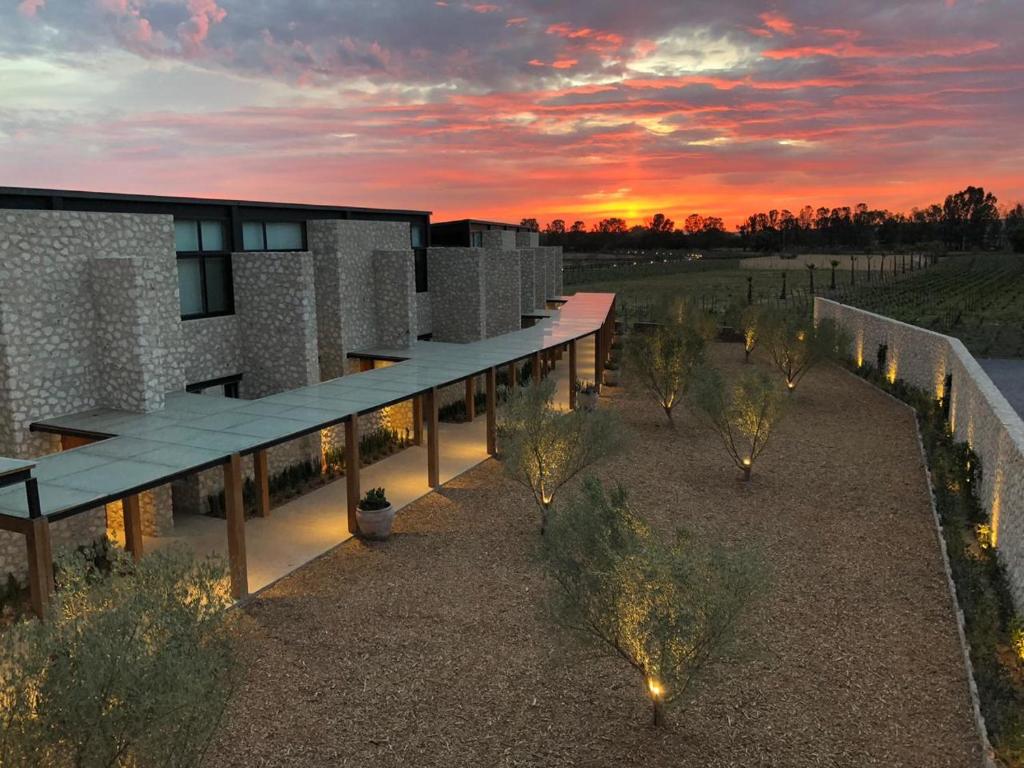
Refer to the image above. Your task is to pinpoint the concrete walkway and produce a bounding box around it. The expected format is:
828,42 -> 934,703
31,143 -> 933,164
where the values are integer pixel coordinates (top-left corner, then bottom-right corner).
979,358 -> 1024,420
146,334 -> 598,594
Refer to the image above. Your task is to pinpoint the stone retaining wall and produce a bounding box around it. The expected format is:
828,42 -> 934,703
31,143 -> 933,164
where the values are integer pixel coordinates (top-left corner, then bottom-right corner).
815,297 -> 1024,611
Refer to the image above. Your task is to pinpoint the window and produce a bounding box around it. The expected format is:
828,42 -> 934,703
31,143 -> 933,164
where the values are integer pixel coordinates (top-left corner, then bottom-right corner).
242,221 -> 305,251
470,230 -> 483,247
175,219 -> 233,319
414,249 -> 428,293
410,223 -> 425,248
186,374 -> 241,399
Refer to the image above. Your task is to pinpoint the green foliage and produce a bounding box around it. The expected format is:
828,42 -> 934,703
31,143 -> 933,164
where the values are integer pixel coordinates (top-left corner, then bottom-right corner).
359,487 -> 390,511
439,390 -> 490,423
624,302 -> 709,426
693,367 -> 784,479
543,478 -> 761,725
0,547 -> 236,768
497,378 -> 620,533
762,312 -> 848,392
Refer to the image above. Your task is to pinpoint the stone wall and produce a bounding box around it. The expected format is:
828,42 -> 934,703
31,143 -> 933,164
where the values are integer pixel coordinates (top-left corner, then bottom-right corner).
533,250 -> 547,308
483,248 -> 522,337
233,251 -> 319,398
307,219 -> 412,380
180,315 -> 243,386
519,248 -> 539,315
416,292 -> 433,337
482,230 -> 516,250
815,297 -> 1024,611
373,250 -> 418,348
428,248 -> 486,342
515,231 -> 540,248
0,210 -> 185,458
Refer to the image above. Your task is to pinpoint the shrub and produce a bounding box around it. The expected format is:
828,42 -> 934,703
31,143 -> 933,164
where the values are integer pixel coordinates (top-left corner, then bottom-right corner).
762,312 -> 848,393
543,478 -> 760,726
359,487 -> 390,510
497,378 -> 620,533
0,547 -> 236,768
693,367 -> 784,480
624,303 -> 709,426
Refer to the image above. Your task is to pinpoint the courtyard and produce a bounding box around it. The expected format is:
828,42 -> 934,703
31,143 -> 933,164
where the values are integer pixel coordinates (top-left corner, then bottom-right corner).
203,344 -> 980,767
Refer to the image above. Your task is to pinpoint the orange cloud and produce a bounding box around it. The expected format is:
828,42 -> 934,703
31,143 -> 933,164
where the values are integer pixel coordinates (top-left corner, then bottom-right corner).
17,0 -> 44,17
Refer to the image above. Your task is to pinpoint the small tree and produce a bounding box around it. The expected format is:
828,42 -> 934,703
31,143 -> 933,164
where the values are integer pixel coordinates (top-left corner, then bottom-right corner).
762,313 -> 849,393
498,378 -> 619,533
624,302 -> 709,426
739,304 -> 762,363
805,262 -> 816,294
0,547 -> 236,768
829,259 -> 840,290
543,478 -> 760,726
693,367 -> 784,480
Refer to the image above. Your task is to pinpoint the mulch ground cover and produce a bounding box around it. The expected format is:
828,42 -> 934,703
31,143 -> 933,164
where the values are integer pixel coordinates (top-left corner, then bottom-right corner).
205,344 -> 981,767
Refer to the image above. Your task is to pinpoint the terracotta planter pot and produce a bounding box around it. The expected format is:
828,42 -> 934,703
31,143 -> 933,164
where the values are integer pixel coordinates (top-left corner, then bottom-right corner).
356,503 -> 395,540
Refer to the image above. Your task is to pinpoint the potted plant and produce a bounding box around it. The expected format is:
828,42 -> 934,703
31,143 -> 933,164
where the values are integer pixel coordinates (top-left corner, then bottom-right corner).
576,381 -> 599,411
603,358 -> 621,386
356,487 -> 395,540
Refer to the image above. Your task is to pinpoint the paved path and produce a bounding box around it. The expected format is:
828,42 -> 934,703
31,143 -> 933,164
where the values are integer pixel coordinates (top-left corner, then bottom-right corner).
979,358 -> 1024,420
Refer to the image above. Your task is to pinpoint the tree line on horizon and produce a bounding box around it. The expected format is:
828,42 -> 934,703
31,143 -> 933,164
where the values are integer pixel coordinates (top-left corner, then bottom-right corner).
526,186 -> 1024,254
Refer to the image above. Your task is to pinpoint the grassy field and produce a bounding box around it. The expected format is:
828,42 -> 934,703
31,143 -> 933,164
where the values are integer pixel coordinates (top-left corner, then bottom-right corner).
573,253 -> 1024,358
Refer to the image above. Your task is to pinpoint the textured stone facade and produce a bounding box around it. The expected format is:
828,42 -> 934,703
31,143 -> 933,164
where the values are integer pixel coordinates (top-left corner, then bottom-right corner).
0,210 -> 186,458
515,231 -> 540,249
233,251 -> 320,398
181,315 -> 243,387
307,219 -> 413,379
519,247 -> 540,314
483,249 -> 522,337
373,250 -> 418,348
416,292 -> 433,337
816,298 -> 1024,612
481,230 -> 516,250
428,248 -> 487,342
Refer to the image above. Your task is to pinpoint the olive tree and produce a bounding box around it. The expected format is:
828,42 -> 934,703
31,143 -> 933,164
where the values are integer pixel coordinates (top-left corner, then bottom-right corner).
624,302 -> 710,426
762,313 -> 848,393
739,304 -> 763,364
543,478 -> 760,726
693,367 -> 784,480
497,378 -> 619,534
0,547 -> 236,768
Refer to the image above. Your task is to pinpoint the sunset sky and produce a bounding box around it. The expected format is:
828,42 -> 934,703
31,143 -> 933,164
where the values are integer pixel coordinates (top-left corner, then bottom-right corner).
1,0 -> 1022,228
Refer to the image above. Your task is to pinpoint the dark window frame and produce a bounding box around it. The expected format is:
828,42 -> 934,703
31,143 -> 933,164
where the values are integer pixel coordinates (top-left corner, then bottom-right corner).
175,219 -> 235,321
186,373 -> 242,399
414,248 -> 428,293
241,220 -> 307,252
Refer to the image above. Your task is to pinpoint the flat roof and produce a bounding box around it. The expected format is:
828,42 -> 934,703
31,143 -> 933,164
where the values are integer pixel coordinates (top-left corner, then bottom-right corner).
0,186 -> 431,218
0,293 -> 613,524
431,218 -> 537,231
0,458 -> 35,489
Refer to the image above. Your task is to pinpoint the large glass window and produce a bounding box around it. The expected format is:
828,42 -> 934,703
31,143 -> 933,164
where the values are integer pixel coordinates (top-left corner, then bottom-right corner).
470,230 -> 484,247
242,221 -> 305,251
175,219 -> 233,319
410,223 -> 425,248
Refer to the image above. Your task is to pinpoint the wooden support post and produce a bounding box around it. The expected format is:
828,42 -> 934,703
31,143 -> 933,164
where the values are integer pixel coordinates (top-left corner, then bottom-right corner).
595,330 -> 604,394
485,367 -> 497,456
425,387 -> 439,488
532,351 -> 542,383
569,339 -> 578,410
465,376 -> 476,421
345,417 -> 360,535
25,514 -> 53,619
122,494 -> 143,562
223,453 -> 248,599
507,362 -> 517,391
253,449 -> 270,518
23,478 -> 54,601
412,395 -> 423,446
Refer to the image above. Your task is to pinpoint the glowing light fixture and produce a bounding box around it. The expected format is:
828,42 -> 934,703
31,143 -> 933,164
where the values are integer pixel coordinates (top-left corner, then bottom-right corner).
647,679 -> 663,698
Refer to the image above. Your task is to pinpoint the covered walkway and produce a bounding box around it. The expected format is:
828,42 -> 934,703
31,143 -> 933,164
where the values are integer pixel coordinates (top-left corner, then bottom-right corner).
0,294 -> 613,614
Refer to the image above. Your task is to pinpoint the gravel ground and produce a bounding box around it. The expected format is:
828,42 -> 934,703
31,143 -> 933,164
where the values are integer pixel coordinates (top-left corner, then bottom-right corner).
205,345 -> 981,768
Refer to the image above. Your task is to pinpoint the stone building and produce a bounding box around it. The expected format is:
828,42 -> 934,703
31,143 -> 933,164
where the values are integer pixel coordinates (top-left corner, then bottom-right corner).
0,189 -> 562,580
